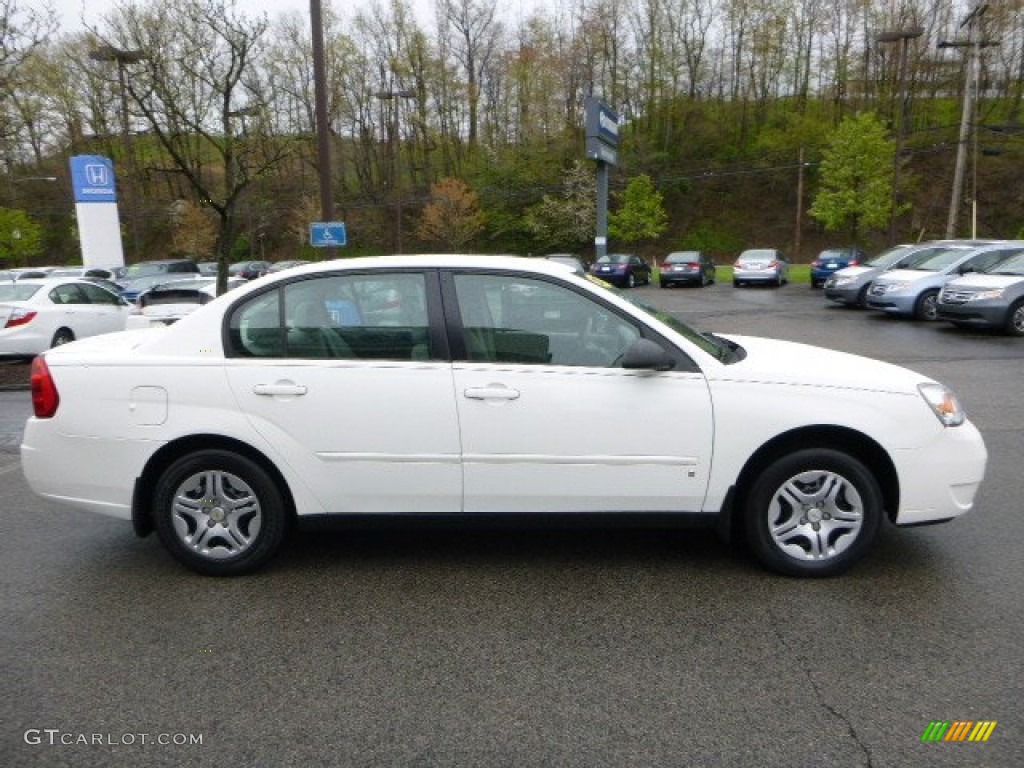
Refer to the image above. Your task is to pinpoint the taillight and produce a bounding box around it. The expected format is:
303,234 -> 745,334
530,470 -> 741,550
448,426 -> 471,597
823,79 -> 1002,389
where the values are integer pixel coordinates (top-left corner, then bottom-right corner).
850,258 -> 860,266
30,356 -> 59,418
810,260 -> 820,267
5,309 -> 37,328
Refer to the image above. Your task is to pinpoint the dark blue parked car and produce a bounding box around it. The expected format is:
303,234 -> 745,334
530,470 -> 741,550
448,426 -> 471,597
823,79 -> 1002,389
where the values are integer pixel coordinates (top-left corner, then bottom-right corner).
588,253 -> 651,288
810,247 -> 866,288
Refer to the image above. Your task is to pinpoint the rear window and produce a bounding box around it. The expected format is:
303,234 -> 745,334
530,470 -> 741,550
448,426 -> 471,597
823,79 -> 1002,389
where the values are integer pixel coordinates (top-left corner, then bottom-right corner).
0,284 -> 42,301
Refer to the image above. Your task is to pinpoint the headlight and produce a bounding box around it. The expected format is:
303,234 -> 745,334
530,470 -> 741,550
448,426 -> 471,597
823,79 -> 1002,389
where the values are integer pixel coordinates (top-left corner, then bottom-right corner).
882,281 -> 910,292
918,383 -> 965,427
832,276 -> 856,286
968,288 -> 1005,301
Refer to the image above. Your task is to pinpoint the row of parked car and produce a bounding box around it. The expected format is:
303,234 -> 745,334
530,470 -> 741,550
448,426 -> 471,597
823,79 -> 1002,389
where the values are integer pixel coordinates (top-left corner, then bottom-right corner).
822,239 -> 1024,335
577,247 -> 865,290
0,258 -> 314,357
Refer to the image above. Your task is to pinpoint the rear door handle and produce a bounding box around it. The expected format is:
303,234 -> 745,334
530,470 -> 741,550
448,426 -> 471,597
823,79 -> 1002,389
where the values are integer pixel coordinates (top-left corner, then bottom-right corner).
464,386 -> 520,401
253,382 -> 308,397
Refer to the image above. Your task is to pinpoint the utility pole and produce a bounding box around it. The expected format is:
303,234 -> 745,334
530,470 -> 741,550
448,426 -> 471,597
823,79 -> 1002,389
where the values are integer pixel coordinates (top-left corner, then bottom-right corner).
941,4 -> 997,239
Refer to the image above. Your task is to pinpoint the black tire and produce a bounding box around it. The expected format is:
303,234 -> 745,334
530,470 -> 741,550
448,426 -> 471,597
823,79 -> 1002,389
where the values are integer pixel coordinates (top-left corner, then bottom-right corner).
914,289 -> 940,321
627,273 -> 636,288
733,279 -> 741,288
1005,299 -> 1024,337
659,280 -> 668,288
743,448 -> 883,577
50,328 -> 75,347
855,285 -> 870,309
153,449 -> 288,576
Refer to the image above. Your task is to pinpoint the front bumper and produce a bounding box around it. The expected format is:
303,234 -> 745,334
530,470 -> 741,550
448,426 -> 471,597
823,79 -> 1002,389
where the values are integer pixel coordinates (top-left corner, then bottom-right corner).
823,281 -> 866,304
936,301 -> 1008,328
891,418 -> 987,526
865,291 -> 917,315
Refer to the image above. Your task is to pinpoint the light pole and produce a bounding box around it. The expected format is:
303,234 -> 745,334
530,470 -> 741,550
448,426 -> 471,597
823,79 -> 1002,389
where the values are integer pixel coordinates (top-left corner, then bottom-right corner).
876,27 -> 924,242
310,0 -> 335,259
89,45 -> 146,261
376,76 -> 416,254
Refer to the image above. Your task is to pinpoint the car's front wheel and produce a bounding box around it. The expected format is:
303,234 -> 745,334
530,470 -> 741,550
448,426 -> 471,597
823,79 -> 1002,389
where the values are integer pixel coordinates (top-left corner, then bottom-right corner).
627,273 -> 636,288
153,450 -> 288,576
914,289 -> 940,321
1006,299 -> 1024,336
743,449 -> 882,577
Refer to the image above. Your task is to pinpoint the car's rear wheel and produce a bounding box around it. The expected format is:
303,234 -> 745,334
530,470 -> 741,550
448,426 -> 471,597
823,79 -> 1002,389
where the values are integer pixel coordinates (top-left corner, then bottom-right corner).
153,450 -> 287,576
627,273 -> 636,288
50,328 -> 74,347
1006,299 -> 1024,336
743,449 -> 882,577
914,289 -> 940,321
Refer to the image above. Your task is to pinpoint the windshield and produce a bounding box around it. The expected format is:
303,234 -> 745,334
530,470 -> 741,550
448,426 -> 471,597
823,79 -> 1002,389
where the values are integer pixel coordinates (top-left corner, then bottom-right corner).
987,252 -> 1024,276
865,245 -> 914,268
739,249 -> 775,260
584,276 -> 739,363
665,252 -> 700,263
596,254 -> 630,264
906,247 -> 972,272
0,283 -> 42,301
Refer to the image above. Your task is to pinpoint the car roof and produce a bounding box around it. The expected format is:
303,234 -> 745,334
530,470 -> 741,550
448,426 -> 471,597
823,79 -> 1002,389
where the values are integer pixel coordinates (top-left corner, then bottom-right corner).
267,254 -> 578,279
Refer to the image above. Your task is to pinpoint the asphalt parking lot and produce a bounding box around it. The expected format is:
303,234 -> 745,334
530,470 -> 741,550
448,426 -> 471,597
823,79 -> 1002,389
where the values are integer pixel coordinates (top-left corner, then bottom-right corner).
1,281 -> 1021,767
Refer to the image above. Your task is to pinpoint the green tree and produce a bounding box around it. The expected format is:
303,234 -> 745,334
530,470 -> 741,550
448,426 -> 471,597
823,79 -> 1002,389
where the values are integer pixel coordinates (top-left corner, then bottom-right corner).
609,173 -> 668,246
0,207 -> 43,266
809,112 -> 896,242
524,161 -> 596,252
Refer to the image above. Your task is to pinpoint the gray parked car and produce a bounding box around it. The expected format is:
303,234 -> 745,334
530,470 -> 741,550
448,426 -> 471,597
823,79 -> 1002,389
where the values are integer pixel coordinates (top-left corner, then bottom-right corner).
937,249 -> 1024,335
866,242 -> 1024,321
825,241 -> 999,308
733,248 -> 789,287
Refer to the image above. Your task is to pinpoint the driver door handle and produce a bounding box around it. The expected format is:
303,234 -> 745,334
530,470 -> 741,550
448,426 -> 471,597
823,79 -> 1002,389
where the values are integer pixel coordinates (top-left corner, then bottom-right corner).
253,382 -> 308,397
464,386 -> 520,401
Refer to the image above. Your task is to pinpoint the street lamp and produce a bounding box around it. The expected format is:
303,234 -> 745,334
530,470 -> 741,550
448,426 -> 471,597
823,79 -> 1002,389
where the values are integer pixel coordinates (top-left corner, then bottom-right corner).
376,80 -> 416,254
89,44 -> 147,261
875,27 -> 923,242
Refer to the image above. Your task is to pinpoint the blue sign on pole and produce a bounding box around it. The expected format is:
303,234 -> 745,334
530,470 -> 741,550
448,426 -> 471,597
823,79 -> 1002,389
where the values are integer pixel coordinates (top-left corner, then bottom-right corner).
310,221 -> 347,247
70,155 -> 118,204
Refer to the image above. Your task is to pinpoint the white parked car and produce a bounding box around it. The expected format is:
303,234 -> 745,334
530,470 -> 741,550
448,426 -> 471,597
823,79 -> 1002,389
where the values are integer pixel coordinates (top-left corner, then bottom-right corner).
0,278 -> 130,356
22,256 -> 987,577
125,277 -> 247,330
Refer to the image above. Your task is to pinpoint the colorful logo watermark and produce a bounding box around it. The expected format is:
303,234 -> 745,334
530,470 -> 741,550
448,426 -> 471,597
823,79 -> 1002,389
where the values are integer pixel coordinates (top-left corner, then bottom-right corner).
921,720 -> 997,742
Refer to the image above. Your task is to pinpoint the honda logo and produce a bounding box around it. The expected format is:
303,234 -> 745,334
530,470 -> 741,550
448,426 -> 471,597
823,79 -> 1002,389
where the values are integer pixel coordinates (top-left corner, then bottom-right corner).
85,164 -> 111,186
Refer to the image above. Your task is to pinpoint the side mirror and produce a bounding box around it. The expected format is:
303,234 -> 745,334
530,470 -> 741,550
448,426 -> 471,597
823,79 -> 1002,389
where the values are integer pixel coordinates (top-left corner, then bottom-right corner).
621,338 -> 675,371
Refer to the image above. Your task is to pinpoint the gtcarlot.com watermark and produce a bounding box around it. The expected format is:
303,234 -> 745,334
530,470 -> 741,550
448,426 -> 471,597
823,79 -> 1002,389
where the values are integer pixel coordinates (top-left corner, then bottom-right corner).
24,729 -> 202,747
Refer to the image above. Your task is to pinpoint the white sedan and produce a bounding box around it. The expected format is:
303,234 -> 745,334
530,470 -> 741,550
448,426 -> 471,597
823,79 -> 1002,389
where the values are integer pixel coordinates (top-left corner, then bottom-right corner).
0,278 -> 130,356
21,256 -> 987,577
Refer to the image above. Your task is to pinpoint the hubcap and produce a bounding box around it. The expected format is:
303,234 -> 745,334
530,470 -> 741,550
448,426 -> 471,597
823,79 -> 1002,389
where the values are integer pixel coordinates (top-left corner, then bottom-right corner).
767,470 -> 864,561
1012,306 -> 1024,333
171,470 -> 262,560
922,295 -> 938,320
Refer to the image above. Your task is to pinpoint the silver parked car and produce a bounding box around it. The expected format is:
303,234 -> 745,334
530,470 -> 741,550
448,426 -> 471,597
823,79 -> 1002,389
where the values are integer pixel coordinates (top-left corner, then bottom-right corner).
866,242 -> 1024,321
733,248 -> 789,287
824,243 -> 957,308
937,249 -> 1024,335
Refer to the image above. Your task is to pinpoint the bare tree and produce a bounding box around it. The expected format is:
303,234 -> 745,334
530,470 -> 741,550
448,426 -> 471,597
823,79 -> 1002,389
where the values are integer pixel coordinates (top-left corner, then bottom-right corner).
95,0 -> 289,290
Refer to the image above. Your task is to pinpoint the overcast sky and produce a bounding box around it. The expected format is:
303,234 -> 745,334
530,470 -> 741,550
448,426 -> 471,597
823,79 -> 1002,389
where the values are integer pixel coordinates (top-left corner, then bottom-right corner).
47,0 -> 543,36
51,0 -> 343,33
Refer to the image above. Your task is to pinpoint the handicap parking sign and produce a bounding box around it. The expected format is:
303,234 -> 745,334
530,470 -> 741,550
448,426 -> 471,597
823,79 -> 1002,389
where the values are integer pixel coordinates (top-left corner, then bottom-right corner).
310,221 -> 347,247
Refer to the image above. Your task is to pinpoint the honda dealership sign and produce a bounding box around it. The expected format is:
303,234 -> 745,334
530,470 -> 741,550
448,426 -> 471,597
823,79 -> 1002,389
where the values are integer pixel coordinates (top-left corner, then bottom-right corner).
69,155 -> 125,268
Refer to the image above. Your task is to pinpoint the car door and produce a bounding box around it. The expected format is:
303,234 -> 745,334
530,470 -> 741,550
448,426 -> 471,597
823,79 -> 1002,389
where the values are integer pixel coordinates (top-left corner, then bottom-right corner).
223,270 -> 462,514
445,270 -> 714,514
78,282 -> 129,335
47,283 -> 101,338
